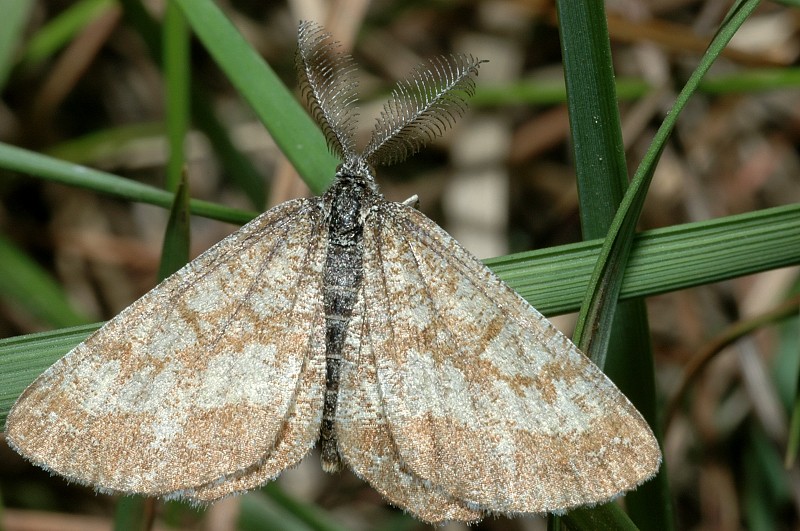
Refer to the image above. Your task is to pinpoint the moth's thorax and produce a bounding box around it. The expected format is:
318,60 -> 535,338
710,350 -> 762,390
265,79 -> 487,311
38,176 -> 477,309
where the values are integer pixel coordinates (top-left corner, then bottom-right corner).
323,164 -> 382,227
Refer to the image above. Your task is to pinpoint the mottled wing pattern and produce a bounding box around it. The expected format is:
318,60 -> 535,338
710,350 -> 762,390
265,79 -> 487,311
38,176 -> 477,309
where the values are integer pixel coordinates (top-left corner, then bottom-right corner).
185,295 -> 328,503
335,291 -> 483,523
5,199 -> 328,499
353,200 -> 661,516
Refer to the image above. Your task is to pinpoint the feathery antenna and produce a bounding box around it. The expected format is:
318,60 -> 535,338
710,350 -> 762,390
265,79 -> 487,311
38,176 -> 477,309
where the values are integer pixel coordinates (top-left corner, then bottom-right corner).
296,21 -> 359,163
297,21 -> 484,171
363,54 -> 485,167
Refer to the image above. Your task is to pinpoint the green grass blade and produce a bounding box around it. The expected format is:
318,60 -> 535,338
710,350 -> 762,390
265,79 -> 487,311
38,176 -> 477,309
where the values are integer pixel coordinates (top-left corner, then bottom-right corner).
19,0 -> 114,67
0,0 -> 35,87
112,496 -> 149,531
564,504 -> 640,530
699,67 -> 800,93
743,423 -> 793,530
785,290 -> 800,468
163,0 -> 190,194
0,234 -> 91,329
787,385 -> 800,468
157,168 -> 191,282
554,0 -> 667,527
173,0 -> 338,195
470,68 -> 800,108
0,324 -> 100,417
490,204 -> 800,315
0,142 -> 255,225
155,0 -> 192,281
572,0 -> 762,383
238,494 -> 317,531
557,1 -> 628,237
260,483 -> 351,531
561,1 -> 760,527
118,0 -> 267,209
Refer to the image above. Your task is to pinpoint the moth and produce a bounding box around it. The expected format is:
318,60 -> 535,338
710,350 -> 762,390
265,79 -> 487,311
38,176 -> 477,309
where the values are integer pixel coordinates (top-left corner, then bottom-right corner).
5,21 -> 661,523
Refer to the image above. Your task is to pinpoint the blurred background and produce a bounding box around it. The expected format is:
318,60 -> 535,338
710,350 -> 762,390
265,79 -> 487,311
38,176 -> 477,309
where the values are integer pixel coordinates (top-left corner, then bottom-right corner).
1,0 -> 799,530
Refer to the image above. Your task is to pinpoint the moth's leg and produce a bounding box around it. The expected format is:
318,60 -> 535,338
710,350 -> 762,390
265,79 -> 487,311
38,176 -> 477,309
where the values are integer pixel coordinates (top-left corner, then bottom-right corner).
402,195 -> 420,209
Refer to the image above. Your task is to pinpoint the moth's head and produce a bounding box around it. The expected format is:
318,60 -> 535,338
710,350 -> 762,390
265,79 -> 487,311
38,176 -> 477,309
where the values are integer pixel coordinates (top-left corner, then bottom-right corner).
336,158 -> 376,183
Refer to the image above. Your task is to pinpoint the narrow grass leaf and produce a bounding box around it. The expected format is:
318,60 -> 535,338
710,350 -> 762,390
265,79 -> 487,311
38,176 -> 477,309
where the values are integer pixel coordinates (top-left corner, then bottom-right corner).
173,0 -> 338,194
0,324 -> 100,425
163,1 -> 190,194
238,494 -> 319,531
572,0 -> 762,381
0,234 -> 90,329
554,0 -> 666,527
261,483 -> 351,531
113,495 -> 150,531
0,0 -> 35,87
19,0 -> 113,68
118,0 -> 267,209
0,142 -> 255,225
157,170 -> 192,289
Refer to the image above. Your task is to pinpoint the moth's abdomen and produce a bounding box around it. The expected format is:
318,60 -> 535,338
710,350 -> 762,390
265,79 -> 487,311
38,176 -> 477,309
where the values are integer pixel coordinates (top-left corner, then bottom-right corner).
320,176 -> 366,472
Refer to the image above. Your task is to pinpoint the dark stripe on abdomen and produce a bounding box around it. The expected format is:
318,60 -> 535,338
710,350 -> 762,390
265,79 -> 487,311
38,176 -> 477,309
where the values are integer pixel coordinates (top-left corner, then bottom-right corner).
320,177 -> 365,472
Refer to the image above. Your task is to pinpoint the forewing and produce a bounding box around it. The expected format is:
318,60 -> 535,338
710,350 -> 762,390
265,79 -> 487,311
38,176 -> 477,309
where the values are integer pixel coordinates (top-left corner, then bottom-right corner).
360,202 -> 661,514
335,293 -> 483,523
185,316 -> 327,502
5,199 -> 328,497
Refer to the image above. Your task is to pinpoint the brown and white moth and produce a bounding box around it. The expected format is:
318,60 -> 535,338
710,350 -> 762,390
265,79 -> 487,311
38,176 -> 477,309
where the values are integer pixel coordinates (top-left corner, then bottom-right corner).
5,21 -> 661,524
